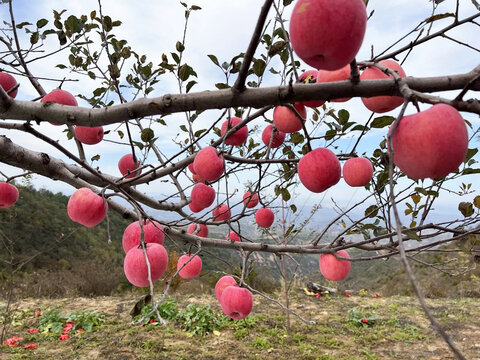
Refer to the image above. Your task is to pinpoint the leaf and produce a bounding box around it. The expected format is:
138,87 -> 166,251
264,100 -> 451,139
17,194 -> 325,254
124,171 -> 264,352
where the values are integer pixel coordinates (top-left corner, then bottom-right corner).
267,41 -> 287,57
171,52 -> 180,64
252,59 -> 266,77
405,231 -> 421,241
215,83 -> 230,90
16,21 -> 32,29
371,116 -> 395,128
65,15 -> 84,33
337,109 -> 350,125
186,80 -> 197,93
178,64 -> 197,81
176,41 -> 185,52
36,19 -> 48,28
458,202 -> 474,217
30,32 -> 39,44
411,194 -> 421,204
141,128 -> 154,142
117,130 -> 124,139
207,54 -> 219,66
290,133 -> 304,144
91,154 -> 100,162
425,13 -> 455,24
474,196 -> 480,209
290,204 -> 297,213
464,148 -> 478,163
365,205 -> 378,218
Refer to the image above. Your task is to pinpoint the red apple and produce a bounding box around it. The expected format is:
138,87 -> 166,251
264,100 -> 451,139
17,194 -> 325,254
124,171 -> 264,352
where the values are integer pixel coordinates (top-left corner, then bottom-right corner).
298,70 -> 325,108
188,163 -> 197,175
298,148 -> 341,192
123,243 -> 168,287
177,254 -> 202,279
213,204 -> 230,222
273,103 -> 307,133
74,126 -> 104,145
389,104 -> 468,180
193,146 -> 224,182
289,0 -> 367,70
220,286 -> 253,320
226,231 -> 241,242
187,223 -> 209,237
317,64 -> 352,102
261,125 -> 286,149
243,191 -> 259,208
41,89 -> 78,126
0,182 -> 19,208
191,183 -> 215,209
361,60 -> 406,113
220,117 -> 248,146
0,72 -> 18,98
118,153 -> 141,179
122,220 -> 165,253
255,208 -> 274,228
215,276 -> 239,302
192,174 -> 206,183
343,157 -> 373,187
67,187 -> 107,227
319,250 -> 351,281
189,201 -> 204,213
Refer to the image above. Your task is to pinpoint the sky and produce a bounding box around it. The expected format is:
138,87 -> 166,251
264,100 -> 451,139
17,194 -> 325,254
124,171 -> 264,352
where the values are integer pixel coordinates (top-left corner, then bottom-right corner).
1,0 -> 479,227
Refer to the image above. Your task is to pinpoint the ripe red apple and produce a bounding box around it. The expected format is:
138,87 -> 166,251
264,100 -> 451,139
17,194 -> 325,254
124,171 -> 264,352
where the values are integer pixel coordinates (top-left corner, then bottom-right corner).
317,64 -> 352,102
255,208 -> 274,228
220,286 -> 253,320
212,204 -> 230,222
343,157 -> 373,187
67,187 -> 107,227
41,89 -> 78,126
187,223 -> 209,237
192,174 -> 206,183
273,103 -> 307,133
298,70 -> 325,108
226,231 -> 241,242
123,243 -> 168,287
191,183 -> 215,209
177,254 -> 202,279
243,191 -> 259,208
188,201 -> 204,213
261,125 -> 286,149
298,148 -> 341,192
319,250 -> 351,281
193,146 -> 224,182
220,117 -> 248,146
215,275 -> 238,302
74,126 -> 104,145
361,60 -> 406,113
289,0 -> 367,70
118,153 -> 141,179
122,220 -> 165,253
0,72 -> 18,98
188,163 -> 197,175
0,182 -> 19,208
389,104 -> 468,180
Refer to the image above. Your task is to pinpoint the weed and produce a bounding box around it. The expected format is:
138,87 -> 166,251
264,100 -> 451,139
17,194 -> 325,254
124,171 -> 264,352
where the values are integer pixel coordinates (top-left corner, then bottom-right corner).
177,303 -> 221,336
250,336 -> 272,350
346,308 -> 379,327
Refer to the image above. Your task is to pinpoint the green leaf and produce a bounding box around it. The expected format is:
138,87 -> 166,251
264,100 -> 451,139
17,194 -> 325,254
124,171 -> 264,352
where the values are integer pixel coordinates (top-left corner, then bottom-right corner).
290,204 -> 297,213
365,205 -> 378,218
141,128 -> 154,142
465,148 -> 478,163
176,41 -> 185,52
178,64 -> 197,81
411,194 -> 421,204
16,21 -> 32,29
290,133 -> 304,144
325,129 -> 336,140
425,12 -> 455,23
458,202 -> 474,217
337,109 -> 350,125
186,80 -> 197,93
371,116 -> 395,128
91,154 -> 100,162
117,130 -> 124,139
36,19 -> 48,28
405,230 -> 421,241
194,129 -> 206,137
474,195 -> 480,209
133,141 -> 144,150
65,15 -> 84,33
30,32 -> 39,45
207,54 -> 219,66
88,71 -> 96,80
252,59 -> 266,77
179,125 -> 188,132
215,83 -> 230,90
190,5 -> 202,10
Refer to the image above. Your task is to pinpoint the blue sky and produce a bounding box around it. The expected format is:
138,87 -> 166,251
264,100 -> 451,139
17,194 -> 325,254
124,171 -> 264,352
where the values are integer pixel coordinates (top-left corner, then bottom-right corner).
1,0 -> 479,226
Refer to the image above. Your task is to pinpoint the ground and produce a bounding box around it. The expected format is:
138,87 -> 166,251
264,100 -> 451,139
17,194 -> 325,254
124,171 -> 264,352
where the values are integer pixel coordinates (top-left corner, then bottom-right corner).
1,292 -> 479,360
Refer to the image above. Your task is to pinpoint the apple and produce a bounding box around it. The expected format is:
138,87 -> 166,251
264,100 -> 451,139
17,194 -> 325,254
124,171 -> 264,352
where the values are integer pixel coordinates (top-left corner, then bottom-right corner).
298,148 -> 341,192
122,220 -> 165,253
220,117 -> 248,146
118,153 -> 141,179
273,103 -> 307,133
342,157 -> 373,187
0,182 -> 19,208
212,204 -> 230,222
214,275 -> 238,302
41,89 -> 78,126
187,223 -> 208,237
289,0 -> 367,70
67,187 -> 107,227
177,254 -> 202,279
188,163 -> 197,175
255,208 -> 274,228
261,125 -> 286,149
389,103 -> 468,180
193,146 -> 224,182
0,72 -> 18,98
243,191 -> 259,208
226,231 -> 241,242
298,70 -> 325,108
317,64 -> 352,102
191,183 -> 215,209
192,174 -> 206,183
123,243 -> 168,287
188,201 -> 204,213
74,126 -> 104,145
319,250 -> 351,281
361,60 -> 406,113
220,286 -> 253,320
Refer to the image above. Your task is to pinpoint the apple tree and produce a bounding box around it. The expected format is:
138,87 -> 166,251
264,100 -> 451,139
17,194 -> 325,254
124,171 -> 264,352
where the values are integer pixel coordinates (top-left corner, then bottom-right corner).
0,0 -> 480,357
